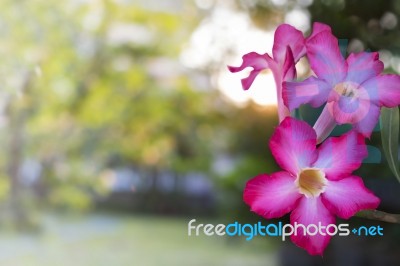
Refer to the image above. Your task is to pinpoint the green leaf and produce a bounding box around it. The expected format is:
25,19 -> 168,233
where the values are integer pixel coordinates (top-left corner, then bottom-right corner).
380,107 -> 400,182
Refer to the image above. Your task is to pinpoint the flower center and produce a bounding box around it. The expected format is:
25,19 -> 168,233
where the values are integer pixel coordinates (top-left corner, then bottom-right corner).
296,168 -> 327,198
333,82 -> 359,99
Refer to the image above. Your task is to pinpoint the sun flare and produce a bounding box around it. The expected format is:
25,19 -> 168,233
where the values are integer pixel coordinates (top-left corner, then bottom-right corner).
218,69 -> 278,107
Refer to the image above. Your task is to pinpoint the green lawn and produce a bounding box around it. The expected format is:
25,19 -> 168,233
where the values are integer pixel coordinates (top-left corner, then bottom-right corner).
0,214 -> 278,266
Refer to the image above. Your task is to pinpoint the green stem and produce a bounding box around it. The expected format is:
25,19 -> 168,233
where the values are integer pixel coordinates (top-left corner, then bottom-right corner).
356,209 -> 400,224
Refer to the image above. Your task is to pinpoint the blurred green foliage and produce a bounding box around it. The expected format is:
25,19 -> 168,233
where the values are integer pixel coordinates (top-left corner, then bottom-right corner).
1,0 -> 400,229
0,0 -> 233,226
0,213 -> 277,265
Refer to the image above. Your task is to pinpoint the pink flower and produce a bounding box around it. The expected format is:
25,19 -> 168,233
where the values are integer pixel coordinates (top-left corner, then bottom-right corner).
283,23 -> 400,139
243,117 -> 380,255
228,24 -> 306,121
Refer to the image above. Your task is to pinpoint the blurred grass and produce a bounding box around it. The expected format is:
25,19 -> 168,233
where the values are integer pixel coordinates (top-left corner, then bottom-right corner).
0,213 -> 277,266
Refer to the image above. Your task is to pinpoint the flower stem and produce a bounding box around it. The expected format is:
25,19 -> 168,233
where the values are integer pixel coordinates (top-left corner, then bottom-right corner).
313,104 -> 337,144
356,209 -> 400,224
269,62 -> 290,122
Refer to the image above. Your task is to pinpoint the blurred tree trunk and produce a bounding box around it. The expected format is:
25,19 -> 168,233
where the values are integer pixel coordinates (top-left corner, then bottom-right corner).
7,71 -> 33,229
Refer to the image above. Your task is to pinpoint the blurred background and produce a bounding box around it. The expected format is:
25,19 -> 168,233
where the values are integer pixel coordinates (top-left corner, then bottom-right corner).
0,0 -> 400,265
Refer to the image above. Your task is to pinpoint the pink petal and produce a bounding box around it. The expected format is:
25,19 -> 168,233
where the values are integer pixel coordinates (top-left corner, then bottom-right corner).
328,96 -> 371,125
353,103 -> 380,138
307,22 -> 331,40
313,131 -> 367,180
313,103 -> 337,144
272,46 -> 296,122
306,30 -> 347,86
282,46 -> 296,81
362,74 -> 400,108
273,24 -> 306,64
243,172 -> 301,219
346,52 -> 384,85
269,117 -> 317,175
283,76 -> 331,111
290,197 -> 335,256
228,52 -> 276,90
321,175 -> 380,219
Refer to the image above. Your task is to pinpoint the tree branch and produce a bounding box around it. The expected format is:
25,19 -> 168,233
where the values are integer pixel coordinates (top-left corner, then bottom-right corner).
356,209 -> 400,224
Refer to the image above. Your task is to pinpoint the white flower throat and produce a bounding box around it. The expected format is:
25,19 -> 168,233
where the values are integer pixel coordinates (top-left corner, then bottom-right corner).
296,168 -> 328,198
334,82 -> 359,99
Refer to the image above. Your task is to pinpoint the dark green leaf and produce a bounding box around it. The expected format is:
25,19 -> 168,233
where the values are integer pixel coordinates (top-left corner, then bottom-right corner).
380,107 -> 400,182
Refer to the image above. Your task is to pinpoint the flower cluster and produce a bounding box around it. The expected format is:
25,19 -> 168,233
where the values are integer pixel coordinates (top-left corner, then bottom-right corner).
228,22 -> 400,255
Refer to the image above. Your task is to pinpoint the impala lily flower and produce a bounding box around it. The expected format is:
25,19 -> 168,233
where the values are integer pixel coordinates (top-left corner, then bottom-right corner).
243,117 -> 380,255
283,23 -> 400,140
228,24 -> 306,121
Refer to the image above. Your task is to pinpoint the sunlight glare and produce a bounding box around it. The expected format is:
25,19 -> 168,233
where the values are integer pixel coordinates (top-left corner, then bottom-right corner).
218,69 -> 277,107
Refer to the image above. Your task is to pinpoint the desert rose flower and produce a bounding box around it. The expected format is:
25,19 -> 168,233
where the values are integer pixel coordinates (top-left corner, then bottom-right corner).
228,24 -> 306,122
243,117 -> 380,255
283,23 -> 400,142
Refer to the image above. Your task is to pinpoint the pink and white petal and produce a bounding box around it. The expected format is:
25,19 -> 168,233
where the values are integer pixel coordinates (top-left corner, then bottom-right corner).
282,46 -> 296,81
290,197 -> 335,256
314,103 -> 337,144
307,22 -> 332,40
306,31 -> 347,86
321,175 -> 380,219
228,52 -> 276,90
328,96 -> 371,125
361,74 -> 400,107
313,131 -> 367,180
243,172 -> 301,219
273,24 -> 306,64
345,52 -> 384,85
353,103 -> 380,138
269,117 -> 318,175
283,76 -> 331,111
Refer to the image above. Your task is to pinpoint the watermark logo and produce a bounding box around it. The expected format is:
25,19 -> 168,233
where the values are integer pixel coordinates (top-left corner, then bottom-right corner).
188,219 -> 383,241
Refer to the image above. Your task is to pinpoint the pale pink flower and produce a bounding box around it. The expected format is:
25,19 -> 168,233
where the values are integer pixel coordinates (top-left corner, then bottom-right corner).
228,24 -> 306,121
283,23 -> 400,140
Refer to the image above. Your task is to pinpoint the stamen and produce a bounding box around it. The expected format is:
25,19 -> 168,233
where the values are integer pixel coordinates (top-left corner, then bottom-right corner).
334,82 -> 359,99
296,168 -> 328,198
